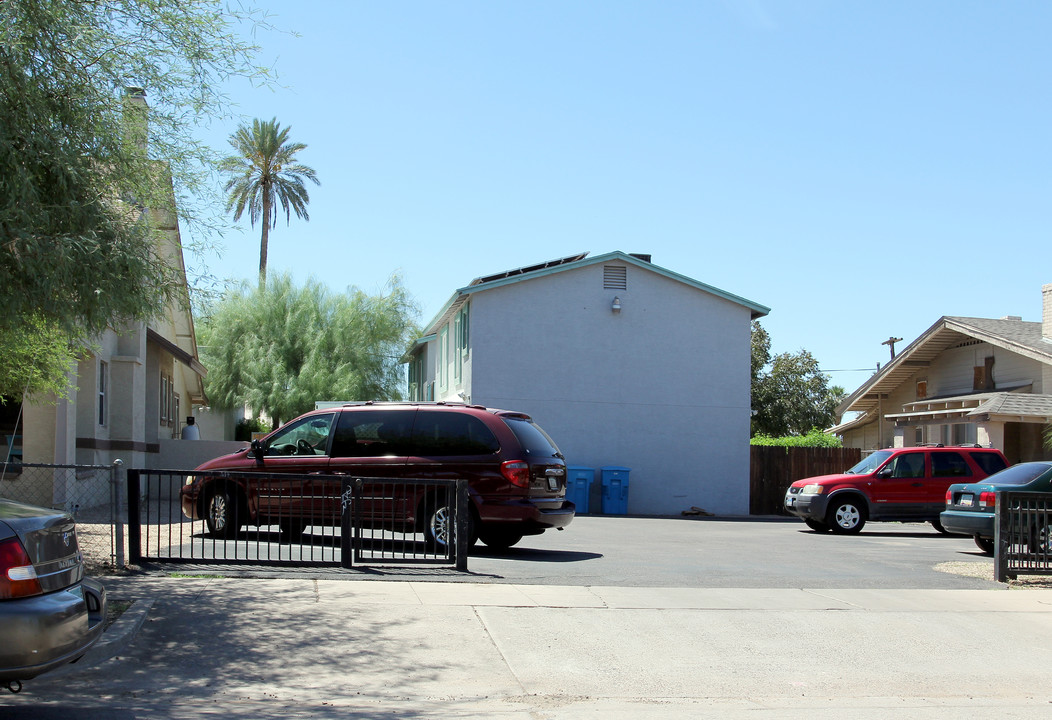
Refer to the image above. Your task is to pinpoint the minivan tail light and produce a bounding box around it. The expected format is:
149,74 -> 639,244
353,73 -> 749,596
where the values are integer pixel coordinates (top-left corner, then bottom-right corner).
0,537 -> 43,599
501,461 -> 530,488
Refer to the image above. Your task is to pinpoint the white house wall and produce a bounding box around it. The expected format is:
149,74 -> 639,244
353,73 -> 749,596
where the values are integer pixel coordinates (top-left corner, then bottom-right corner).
464,261 -> 753,516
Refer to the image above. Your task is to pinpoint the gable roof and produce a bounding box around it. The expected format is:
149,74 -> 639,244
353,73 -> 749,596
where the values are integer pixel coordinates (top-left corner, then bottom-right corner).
421,251 -> 770,334
837,315 -> 1052,419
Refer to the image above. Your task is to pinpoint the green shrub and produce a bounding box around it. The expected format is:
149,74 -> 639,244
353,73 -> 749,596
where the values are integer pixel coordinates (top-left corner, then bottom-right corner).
750,428 -> 842,448
234,417 -> 269,442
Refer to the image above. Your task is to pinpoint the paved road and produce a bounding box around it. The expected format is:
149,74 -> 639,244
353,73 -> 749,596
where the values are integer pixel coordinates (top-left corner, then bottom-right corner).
3,516 -> 1043,719
164,515 -> 1002,589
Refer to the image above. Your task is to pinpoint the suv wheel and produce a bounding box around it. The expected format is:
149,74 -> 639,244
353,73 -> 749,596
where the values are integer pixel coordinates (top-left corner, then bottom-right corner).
827,497 -> 866,534
804,519 -> 830,533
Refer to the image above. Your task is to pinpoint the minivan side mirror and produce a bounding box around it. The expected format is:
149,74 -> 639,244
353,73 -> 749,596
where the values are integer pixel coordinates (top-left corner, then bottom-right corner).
250,439 -> 265,462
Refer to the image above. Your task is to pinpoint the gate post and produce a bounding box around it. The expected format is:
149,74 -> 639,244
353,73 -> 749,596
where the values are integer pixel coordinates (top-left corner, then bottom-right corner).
340,478 -> 354,569
994,494 -> 1010,583
455,478 -> 469,572
110,459 -> 125,568
127,469 -> 142,565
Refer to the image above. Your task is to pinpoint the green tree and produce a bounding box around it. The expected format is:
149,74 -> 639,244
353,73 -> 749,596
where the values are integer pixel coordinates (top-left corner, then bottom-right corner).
198,273 -> 418,426
0,0 -> 269,395
751,321 -> 846,437
221,118 -> 320,288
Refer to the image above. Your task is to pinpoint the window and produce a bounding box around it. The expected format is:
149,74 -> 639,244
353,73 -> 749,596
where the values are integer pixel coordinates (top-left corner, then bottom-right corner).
916,380 -> 927,399
931,451 -> 971,478
263,413 -> 336,456
888,453 -> 925,478
330,410 -> 413,458
409,412 -> 499,456
160,372 -> 172,425
968,451 -> 1007,476
98,361 -> 108,426
453,304 -> 469,382
439,327 -> 449,390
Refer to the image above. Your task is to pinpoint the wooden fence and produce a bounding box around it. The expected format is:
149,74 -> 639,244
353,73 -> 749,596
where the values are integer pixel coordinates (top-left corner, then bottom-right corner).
750,446 -> 862,516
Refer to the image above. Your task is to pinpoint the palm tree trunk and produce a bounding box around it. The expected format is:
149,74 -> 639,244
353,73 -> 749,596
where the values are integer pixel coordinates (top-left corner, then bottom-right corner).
259,189 -> 271,289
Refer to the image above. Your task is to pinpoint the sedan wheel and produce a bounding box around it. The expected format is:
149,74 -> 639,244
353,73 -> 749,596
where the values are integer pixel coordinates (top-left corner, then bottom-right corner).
1029,525 -> 1052,554
974,535 -> 994,555
827,499 -> 866,535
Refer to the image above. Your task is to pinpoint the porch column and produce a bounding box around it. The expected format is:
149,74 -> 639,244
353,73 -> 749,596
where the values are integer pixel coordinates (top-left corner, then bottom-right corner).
977,421 -> 1004,450
892,425 -> 906,448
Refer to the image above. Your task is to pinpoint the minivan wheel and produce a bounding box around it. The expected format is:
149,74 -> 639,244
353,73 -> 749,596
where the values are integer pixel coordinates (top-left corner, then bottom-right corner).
279,518 -> 307,541
827,498 -> 866,535
205,486 -> 242,538
479,526 -> 524,550
421,502 -> 477,550
974,535 -> 994,555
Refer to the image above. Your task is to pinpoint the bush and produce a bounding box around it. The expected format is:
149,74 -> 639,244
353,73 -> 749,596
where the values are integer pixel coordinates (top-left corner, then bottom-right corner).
234,417 -> 269,442
750,428 -> 842,448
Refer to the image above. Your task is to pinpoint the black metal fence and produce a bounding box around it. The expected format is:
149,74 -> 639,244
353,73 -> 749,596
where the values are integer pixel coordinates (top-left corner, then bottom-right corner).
995,491 -> 1052,581
127,469 -> 469,571
0,461 -> 123,571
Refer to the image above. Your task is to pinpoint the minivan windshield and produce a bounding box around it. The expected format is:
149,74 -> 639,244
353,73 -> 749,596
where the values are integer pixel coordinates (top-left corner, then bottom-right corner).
503,417 -> 563,459
845,450 -> 892,475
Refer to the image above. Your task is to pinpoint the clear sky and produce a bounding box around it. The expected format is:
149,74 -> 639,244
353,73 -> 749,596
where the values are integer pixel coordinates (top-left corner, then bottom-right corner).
191,1 -> 1051,395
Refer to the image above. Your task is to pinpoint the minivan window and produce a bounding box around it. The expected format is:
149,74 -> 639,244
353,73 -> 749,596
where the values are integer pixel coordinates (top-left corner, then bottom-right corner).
969,451 -> 1008,476
331,410 -> 414,457
264,413 -> 335,456
410,412 -> 499,456
931,451 -> 971,478
503,417 -> 562,459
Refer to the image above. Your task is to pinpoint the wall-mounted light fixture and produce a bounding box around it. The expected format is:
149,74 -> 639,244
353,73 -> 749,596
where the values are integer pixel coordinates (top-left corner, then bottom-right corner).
611,296 -> 622,313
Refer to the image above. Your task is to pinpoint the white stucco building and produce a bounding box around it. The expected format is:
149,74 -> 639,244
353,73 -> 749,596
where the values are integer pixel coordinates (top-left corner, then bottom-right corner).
405,252 -> 769,516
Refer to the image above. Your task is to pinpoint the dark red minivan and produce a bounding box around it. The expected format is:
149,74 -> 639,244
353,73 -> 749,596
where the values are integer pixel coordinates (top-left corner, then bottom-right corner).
179,402 -> 574,549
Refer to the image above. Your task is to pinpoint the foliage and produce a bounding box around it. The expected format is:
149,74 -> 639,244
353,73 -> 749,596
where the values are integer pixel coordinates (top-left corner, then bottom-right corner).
751,321 -> 846,437
0,316 -> 79,399
198,273 -> 419,426
221,118 -> 320,287
0,0 -> 269,396
234,417 -> 270,442
750,428 -> 843,448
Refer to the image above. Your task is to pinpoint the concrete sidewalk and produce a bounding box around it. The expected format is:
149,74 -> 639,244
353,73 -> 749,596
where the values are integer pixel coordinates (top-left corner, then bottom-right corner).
5,576 -> 1052,718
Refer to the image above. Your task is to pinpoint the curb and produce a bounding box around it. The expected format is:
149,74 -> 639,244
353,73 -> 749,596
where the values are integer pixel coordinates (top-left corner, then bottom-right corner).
52,598 -> 154,677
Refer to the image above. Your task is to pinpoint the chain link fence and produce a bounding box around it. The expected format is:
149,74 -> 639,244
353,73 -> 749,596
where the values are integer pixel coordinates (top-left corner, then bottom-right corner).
0,461 -> 124,573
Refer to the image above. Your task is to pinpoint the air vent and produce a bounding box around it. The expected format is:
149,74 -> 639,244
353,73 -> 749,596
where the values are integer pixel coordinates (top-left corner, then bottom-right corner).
603,265 -> 627,290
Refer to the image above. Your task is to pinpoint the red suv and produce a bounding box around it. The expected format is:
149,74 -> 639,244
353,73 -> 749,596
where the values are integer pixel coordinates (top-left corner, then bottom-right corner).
180,403 -> 573,549
783,445 -> 1008,534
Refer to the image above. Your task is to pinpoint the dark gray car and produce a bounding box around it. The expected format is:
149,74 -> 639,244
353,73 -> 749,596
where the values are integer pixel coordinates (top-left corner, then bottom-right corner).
0,498 -> 106,690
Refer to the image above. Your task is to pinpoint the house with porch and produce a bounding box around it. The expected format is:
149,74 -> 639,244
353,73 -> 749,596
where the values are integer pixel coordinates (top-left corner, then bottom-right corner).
404,251 -> 769,516
831,284 -> 1052,464
3,90 -> 218,511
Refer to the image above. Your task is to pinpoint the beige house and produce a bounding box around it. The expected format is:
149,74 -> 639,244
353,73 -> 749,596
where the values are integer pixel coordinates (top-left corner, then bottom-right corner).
832,285 -> 1052,464
15,90 -> 211,480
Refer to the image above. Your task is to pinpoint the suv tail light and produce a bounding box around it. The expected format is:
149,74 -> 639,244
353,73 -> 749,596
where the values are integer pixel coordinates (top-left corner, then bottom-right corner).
979,491 -> 997,509
501,460 -> 530,488
0,537 -> 43,599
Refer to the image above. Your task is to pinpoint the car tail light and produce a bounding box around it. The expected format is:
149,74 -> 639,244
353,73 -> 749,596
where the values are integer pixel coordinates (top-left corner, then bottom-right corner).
945,489 -> 953,504
0,537 -> 43,599
501,460 -> 530,488
979,491 -> 997,509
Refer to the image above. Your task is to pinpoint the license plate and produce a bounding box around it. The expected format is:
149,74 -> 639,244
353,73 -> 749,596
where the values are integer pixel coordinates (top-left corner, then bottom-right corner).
786,497 -> 796,507
960,494 -> 973,507
548,477 -> 559,491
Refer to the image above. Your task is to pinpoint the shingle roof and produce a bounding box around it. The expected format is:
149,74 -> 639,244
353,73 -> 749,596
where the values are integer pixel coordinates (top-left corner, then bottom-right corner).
837,315 -> 1052,419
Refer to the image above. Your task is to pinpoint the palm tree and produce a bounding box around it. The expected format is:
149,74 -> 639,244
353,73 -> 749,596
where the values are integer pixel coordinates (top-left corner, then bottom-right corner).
222,118 -> 320,288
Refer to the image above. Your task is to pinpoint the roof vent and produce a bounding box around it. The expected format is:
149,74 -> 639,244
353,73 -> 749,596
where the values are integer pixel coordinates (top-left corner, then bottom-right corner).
1001,315 -> 1022,321
629,253 -> 652,263
603,265 -> 627,290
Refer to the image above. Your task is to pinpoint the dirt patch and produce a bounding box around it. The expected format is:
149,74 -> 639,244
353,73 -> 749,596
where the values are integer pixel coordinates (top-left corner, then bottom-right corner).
935,560 -> 1052,588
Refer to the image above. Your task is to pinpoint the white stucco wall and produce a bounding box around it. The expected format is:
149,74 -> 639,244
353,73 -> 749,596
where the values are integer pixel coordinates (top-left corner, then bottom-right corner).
464,261 -> 755,516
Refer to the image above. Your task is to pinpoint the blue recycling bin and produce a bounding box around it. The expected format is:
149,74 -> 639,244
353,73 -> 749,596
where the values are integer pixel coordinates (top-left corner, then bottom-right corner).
600,466 -> 630,515
565,466 -> 594,515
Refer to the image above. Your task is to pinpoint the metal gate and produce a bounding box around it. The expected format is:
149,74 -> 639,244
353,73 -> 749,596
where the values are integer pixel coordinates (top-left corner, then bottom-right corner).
995,491 -> 1052,581
127,469 -> 469,571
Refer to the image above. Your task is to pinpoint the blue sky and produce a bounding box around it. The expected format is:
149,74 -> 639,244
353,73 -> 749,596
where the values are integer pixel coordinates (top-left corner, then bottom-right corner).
192,1 -> 1051,394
